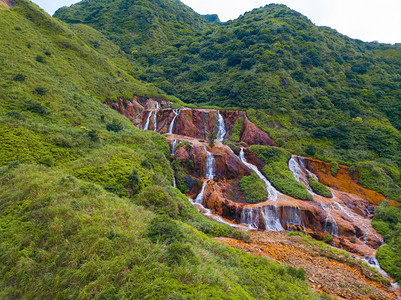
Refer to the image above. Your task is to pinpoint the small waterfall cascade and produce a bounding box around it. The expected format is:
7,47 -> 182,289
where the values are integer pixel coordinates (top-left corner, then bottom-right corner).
168,109 -> 180,134
216,111 -> 227,141
195,147 -> 215,204
239,148 -> 279,201
153,102 -> 160,131
261,206 -> 285,231
173,177 -> 177,188
170,139 -> 179,155
241,207 -> 260,229
289,156 -> 303,183
321,204 -> 339,236
205,146 -> 215,180
143,111 -> 153,131
283,206 -> 303,227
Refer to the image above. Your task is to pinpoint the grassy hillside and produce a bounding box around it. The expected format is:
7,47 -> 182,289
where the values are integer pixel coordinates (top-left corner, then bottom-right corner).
0,1 -> 320,298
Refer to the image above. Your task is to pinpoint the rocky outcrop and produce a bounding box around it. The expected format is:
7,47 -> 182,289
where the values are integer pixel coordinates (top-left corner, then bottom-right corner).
300,157 -> 399,206
107,97 -> 278,147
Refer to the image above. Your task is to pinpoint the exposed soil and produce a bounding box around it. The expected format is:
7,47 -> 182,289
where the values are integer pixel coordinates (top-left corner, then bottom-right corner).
216,231 -> 401,300
0,0 -> 15,9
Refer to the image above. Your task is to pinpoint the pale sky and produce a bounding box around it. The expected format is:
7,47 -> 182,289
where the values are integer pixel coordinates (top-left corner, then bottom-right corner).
32,0 -> 401,44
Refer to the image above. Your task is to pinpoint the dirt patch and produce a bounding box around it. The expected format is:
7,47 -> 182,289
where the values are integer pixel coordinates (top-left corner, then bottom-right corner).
216,231 -> 400,300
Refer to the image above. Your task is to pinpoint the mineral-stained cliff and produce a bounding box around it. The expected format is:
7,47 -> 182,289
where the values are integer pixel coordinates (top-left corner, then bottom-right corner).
107,97 -> 278,146
109,97 -> 389,257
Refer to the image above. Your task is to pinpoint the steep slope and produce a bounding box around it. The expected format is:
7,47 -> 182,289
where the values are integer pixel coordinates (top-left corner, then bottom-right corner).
57,2 -> 401,203
0,2 -> 322,299
54,0 -> 214,53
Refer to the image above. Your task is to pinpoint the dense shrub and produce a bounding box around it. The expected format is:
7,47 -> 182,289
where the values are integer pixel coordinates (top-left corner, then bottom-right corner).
35,55 -> 45,63
135,185 -> 179,218
13,73 -> 26,82
307,175 -> 332,198
25,99 -> 50,115
229,116 -> 244,142
358,163 -> 401,202
240,172 -> 268,204
223,139 -> 240,154
324,234 -> 333,244
34,86 -> 47,95
145,215 -> 184,244
250,145 -> 312,201
330,162 -> 340,176
166,242 -> 199,265
106,119 -> 124,132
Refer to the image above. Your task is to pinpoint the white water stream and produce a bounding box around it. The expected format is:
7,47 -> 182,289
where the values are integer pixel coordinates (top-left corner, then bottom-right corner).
168,109 -> 180,134
216,111 -> 226,141
239,148 -> 279,201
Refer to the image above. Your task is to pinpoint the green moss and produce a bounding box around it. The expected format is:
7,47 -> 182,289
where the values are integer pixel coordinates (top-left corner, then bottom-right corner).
330,162 -> 340,177
308,175 -> 332,198
250,145 -> 313,201
229,116 -> 244,142
240,172 -> 268,204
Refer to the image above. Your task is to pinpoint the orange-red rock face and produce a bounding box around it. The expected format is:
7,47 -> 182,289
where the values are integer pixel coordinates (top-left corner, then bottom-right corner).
107,97 -> 388,256
107,98 -> 278,147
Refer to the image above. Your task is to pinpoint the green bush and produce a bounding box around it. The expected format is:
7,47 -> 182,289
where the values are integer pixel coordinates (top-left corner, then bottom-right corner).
358,163 -> 401,202
106,119 -> 124,132
223,139 -> 240,154
240,172 -> 268,204
308,175 -> 332,198
135,185 -> 179,218
34,86 -> 47,95
230,116 -> 243,142
166,242 -> 199,265
25,99 -> 50,115
250,145 -> 312,201
39,155 -> 54,167
13,73 -> 26,82
35,54 -> 45,63
330,162 -> 340,176
145,215 -> 184,244
350,238 -> 356,243
376,245 -> 401,282
324,234 -> 333,244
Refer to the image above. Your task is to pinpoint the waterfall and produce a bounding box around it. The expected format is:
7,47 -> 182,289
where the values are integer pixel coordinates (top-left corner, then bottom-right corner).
168,109 -> 180,134
216,111 -> 226,141
261,206 -> 285,232
289,156 -> 303,183
173,177 -> 177,188
170,139 -> 179,155
239,148 -> 279,201
241,207 -> 259,229
283,206 -> 303,227
143,111 -> 153,131
153,102 -> 160,132
204,146 -> 215,180
321,204 -> 339,236
194,147 -> 215,205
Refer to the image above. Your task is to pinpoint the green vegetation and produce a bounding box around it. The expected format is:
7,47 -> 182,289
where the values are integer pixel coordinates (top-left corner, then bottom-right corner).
250,145 -> 313,200
56,1 -> 401,202
240,172 -> 268,204
358,162 -> 401,202
308,175 -> 333,198
0,164 -> 317,299
230,115 -> 244,142
372,201 -> 401,283
330,162 -> 340,177
324,234 -> 333,244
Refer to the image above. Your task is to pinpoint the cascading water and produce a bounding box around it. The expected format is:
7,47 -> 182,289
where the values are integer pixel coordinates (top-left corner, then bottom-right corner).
205,146 -> 215,180
283,206 -> 303,227
239,148 -> 279,201
261,206 -> 285,231
241,207 -> 260,229
143,111 -> 153,131
173,177 -> 177,188
168,109 -> 180,134
153,102 -> 160,131
321,204 -> 339,236
216,111 -> 226,141
289,156 -> 303,183
170,139 -> 179,155
195,147 -> 215,204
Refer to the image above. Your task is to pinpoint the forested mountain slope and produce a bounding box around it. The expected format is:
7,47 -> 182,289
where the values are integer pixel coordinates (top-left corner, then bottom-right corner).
0,1 -> 323,298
